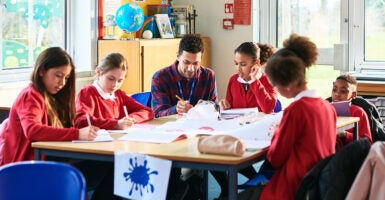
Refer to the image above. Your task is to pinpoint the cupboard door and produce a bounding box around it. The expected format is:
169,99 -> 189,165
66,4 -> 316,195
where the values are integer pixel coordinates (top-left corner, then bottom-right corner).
141,39 -> 180,92
98,40 -> 141,94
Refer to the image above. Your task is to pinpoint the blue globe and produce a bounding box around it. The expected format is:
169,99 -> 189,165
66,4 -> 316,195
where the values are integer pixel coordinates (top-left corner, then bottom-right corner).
115,3 -> 144,33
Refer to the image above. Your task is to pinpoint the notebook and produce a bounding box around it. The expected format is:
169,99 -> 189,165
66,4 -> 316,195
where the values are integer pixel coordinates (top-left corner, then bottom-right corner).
331,101 -> 350,116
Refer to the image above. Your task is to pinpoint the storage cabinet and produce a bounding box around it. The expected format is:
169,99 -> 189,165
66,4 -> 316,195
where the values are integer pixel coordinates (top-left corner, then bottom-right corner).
98,37 -> 211,94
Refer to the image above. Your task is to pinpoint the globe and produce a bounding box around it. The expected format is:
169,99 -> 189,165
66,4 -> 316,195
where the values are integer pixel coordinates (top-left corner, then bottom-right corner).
115,3 -> 144,33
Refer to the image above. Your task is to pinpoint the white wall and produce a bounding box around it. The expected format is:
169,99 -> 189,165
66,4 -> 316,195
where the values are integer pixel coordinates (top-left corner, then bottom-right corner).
172,0 -> 256,99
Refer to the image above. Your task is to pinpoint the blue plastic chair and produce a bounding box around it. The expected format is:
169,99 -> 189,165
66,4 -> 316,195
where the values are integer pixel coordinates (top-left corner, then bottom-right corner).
0,161 -> 86,200
131,92 -> 152,107
274,99 -> 282,113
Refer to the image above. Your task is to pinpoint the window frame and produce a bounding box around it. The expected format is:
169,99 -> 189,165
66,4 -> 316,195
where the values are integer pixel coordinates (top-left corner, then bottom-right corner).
258,0 -> 385,73
0,0 -> 97,83
349,0 -> 385,72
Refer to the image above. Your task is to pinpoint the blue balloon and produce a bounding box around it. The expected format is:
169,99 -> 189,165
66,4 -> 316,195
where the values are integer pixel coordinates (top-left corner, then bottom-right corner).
115,3 -> 144,33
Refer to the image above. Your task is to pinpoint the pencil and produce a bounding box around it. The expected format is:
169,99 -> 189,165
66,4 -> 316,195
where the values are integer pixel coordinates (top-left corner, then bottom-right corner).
123,105 -> 135,123
175,95 -> 183,101
123,105 -> 129,118
86,113 -> 91,127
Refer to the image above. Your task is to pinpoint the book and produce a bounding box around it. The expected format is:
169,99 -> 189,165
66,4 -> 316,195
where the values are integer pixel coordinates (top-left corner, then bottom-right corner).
331,101 -> 350,116
154,14 -> 174,38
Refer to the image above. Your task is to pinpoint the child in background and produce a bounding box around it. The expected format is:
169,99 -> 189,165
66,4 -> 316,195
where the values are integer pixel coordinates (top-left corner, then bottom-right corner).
213,42 -> 277,199
75,52 -> 154,129
331,74 -> 372,148
0,47 -> 117,199
238,34 -> 336,200
219,42 -> 277,113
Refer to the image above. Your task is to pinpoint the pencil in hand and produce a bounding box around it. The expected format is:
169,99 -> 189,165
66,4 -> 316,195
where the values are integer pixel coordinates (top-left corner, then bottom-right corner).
175,95 -> 184,101
123,105 -> 135,123
86,113 -> 92,127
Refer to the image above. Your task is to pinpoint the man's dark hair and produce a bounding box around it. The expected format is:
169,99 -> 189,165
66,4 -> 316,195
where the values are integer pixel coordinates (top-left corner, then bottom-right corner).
178,34 -> 204,55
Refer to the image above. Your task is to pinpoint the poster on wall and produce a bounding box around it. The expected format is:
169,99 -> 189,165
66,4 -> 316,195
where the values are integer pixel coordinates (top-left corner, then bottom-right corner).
234,0 -> 251,25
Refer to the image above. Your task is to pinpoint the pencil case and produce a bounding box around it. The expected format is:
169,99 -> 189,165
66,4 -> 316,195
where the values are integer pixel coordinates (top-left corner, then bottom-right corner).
197,135 -> 245,156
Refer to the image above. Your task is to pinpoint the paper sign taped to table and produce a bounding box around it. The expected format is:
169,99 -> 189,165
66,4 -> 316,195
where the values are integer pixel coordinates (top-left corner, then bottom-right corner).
114,151 -> 171,200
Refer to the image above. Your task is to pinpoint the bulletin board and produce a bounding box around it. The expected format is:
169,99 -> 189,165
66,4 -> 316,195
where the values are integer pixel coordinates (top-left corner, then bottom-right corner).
234,0 -> 251,25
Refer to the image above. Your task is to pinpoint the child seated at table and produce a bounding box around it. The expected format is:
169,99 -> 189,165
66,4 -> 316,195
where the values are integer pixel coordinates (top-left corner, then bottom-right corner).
74,52 -> 154,129
0,47 -> 117,199
330,74 -> 372,149
237,34 -> 337,200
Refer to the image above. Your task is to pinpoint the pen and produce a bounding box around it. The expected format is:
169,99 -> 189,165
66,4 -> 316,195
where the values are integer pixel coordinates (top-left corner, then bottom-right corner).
175,95 -> 183,101
86,113 -> 91,127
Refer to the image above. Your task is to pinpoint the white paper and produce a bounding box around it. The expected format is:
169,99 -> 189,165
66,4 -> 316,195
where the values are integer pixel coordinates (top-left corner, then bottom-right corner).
119,130 -> 188,143
114,151 -> 171,200
243,139 -> 271,151
72,129 -> 114,143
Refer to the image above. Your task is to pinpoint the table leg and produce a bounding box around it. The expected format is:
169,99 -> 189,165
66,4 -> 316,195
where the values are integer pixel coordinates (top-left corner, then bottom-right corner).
34,149 -> 42,160
228,167 -> 238,200
353,122 -> 359,140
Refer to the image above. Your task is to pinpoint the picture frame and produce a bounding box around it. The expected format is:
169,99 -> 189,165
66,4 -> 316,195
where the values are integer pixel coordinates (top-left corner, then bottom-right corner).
154,14 -> 174,39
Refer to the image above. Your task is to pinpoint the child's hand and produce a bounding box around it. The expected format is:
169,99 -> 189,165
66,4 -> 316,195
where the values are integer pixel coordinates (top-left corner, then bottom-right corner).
116,117 -> 135,130
219,99 -> 231,110
250,64 -> 262,81
268,122 -> 280,136
78,125 -> 99,140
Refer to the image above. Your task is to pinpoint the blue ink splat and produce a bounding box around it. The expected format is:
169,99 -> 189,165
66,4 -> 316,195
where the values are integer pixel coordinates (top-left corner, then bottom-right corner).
123,157 -> 159,196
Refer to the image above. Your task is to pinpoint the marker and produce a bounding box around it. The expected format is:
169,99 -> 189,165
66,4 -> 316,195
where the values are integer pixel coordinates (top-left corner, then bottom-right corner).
175,95 -> 183,101
86,113 -> 91,127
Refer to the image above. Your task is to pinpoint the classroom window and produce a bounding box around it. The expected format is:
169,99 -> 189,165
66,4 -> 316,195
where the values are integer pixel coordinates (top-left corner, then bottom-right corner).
1,0 -> 65,70
364,0 -> 385,62
0,0 -> 97,83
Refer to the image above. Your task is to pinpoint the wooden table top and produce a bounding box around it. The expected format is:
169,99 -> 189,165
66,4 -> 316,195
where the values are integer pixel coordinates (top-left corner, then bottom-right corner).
32,116 -> 358,165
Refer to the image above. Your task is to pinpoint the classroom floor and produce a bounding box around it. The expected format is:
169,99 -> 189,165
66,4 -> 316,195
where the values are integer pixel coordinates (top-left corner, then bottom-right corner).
208,162 -> 261,200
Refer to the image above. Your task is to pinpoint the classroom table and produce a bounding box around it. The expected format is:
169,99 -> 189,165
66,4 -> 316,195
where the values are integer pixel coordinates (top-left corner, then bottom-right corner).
32,115 -> 359,200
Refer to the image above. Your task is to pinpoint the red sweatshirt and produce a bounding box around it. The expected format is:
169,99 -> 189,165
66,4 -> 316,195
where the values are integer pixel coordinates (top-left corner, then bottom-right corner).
225,74 -> 277,113
260,97 -> 336,200
0,83 -> 79,165
75,85 -> 154,129
336,104 -> 372,148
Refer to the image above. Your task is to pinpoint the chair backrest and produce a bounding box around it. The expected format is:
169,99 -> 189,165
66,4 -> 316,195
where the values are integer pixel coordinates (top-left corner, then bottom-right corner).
0,107 -> 10,124
274,99 -> 282,113
0,161 -> 86,200
295,138 -> 370,200
131,92 -> 152,107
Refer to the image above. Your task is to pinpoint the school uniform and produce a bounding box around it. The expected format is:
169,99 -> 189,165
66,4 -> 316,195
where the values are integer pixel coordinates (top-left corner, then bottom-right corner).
0,83 -> 78,165
151,60 -> 217,118
340,105 -> 373,145
260,90 -> 336,200
74,81 -> 154,129
226,73 -> 277,113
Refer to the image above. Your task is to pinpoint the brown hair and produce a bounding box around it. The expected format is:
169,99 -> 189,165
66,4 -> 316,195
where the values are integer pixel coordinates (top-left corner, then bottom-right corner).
265,34 -> 318,87
257,43 -> 275,65
97,52 -> 128,76
30,47 -> 75,128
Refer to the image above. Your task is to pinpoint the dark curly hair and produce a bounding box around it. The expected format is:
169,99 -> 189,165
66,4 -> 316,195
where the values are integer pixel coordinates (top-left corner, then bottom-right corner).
265,34 -> 318,87
257,43 -> 275,65
178,34 -> 204,55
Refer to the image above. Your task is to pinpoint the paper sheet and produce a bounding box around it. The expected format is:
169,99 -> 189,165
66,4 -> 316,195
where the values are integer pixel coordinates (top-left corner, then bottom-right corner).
72,129 -> 114,143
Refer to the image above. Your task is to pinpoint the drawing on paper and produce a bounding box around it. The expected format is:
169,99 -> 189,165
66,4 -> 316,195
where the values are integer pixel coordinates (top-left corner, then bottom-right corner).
123,157 -> 159,196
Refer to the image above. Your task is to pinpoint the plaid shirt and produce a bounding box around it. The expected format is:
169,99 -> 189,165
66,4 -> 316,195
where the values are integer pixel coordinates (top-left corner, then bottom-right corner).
151,60 -> 217,117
